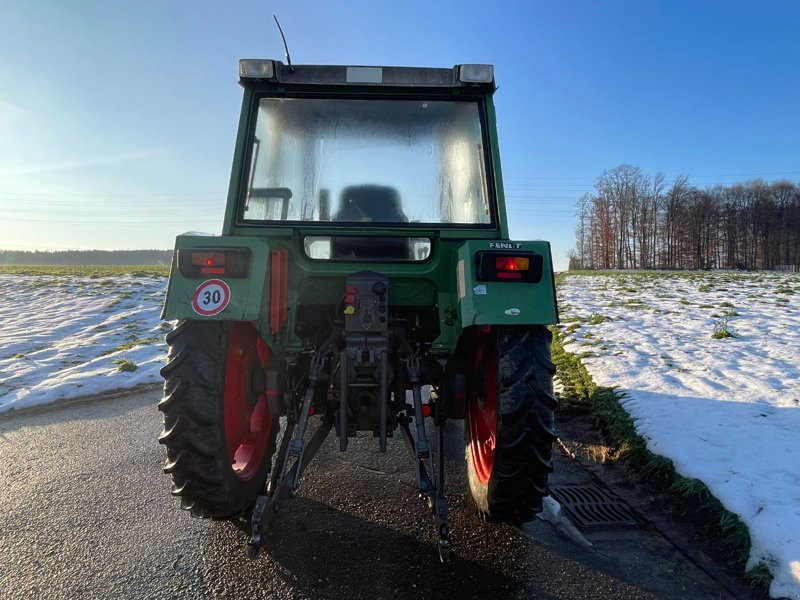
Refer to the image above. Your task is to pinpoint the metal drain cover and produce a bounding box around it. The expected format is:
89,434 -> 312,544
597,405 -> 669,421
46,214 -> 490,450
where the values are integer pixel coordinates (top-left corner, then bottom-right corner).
549,484 -> 643,529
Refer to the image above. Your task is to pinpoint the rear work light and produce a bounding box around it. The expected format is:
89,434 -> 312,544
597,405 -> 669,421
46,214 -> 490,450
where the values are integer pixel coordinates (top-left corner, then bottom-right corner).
458,64 -> 494,84
177,248 -> 252,279
239,59 -> 275,79
476,251 -> 543,283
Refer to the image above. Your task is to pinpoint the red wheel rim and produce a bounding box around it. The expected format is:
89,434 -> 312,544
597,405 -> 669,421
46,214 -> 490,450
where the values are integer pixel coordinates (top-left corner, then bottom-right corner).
467,330 -> 497,485
223,323 -> 274,481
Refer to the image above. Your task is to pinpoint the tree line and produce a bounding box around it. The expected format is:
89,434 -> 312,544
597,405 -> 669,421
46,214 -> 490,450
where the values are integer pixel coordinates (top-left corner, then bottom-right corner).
570,165 -> 800,271
0,250 -> 172,266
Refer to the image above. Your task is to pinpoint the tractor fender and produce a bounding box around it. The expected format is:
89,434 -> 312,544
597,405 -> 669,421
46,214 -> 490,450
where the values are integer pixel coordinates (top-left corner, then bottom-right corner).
455,240 -> 559,328
161,233 -> 270,324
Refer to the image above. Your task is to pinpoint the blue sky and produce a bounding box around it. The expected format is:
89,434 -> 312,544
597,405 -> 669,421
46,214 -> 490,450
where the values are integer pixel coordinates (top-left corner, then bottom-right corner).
1,1 -> 799,269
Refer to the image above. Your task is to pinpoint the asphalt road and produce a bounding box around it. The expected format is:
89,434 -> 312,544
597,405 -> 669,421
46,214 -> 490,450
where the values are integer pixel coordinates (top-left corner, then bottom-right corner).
0,389 -> 758,599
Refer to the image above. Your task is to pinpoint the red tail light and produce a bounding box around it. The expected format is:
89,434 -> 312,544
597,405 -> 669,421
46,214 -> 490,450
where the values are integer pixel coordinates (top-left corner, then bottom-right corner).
476,251 -> 543,283
494,256 -> 530,271
177,248 -> 251,278
190,252 -> 226,275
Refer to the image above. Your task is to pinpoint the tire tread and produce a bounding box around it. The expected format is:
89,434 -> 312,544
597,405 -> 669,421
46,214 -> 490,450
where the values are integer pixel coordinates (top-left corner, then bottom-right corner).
467,325 -> 557,523
158,320 -> 278,518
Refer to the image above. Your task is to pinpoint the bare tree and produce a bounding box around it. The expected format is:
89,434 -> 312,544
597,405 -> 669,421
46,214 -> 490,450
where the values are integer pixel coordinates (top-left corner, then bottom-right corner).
571,166 -> 799,272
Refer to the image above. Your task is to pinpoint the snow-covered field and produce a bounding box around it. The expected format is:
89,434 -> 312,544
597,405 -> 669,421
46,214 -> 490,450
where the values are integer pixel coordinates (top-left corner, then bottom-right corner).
559,271 -> 800,600
3,267 -> 799,596
0,272 -> 168,414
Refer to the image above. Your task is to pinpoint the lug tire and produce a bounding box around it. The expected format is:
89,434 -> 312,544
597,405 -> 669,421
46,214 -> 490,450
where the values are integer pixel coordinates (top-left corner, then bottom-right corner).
158,320 -> 278,518
465,325 -> 558,523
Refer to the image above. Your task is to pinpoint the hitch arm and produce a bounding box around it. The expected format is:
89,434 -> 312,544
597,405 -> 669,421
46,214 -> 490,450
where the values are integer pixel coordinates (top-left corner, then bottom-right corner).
248,416 -> 333,555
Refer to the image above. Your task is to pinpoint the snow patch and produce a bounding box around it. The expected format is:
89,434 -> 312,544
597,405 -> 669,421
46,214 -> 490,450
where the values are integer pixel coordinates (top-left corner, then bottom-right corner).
0,274 -> 169,413
560,271 -> 800,599
537,495 -> 593,548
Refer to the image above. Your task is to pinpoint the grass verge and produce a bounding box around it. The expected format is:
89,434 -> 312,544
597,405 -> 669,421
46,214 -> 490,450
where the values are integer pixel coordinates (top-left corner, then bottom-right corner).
551,274 -> 770,589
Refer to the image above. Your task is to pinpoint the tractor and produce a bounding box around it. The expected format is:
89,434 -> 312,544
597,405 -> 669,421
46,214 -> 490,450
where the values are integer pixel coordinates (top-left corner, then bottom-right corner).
159,59 -> 559,561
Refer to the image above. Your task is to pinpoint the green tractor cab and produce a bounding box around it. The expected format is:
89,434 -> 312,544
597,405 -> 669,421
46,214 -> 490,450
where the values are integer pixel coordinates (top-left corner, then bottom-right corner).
159,59 -> 559,561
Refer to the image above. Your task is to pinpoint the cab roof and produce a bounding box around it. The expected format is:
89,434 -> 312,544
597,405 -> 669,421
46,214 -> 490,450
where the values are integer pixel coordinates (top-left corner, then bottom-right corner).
238,60 -> 496,92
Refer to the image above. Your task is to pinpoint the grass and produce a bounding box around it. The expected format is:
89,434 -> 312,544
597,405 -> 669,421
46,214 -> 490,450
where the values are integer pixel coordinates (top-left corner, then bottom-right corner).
551,275 -> 770,589
622,298 -> 649,308
588,312 -> 608,325
100,338 -> 159,356
0,265 -> 169,277
743,563 -> 774,588
550,335 -> 595,412
712,317 -> 737,339
112,358 -> 138,372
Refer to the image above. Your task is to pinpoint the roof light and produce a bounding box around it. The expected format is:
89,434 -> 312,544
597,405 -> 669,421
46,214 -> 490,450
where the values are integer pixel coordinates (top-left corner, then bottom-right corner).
239,59 -> 274,79
459,64 -> 494,84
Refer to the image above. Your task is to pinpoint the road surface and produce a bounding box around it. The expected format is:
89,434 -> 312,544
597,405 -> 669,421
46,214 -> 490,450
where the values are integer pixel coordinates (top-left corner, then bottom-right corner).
0,389 -> 759,599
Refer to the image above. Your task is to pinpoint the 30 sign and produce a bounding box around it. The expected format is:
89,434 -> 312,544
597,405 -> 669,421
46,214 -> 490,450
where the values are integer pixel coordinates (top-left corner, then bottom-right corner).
191,279 -> 231,316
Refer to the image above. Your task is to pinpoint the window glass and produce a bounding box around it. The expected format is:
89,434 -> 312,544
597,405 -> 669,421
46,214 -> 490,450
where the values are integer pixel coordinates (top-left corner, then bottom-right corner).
303,236 -> 431,261
241,98 -> 491,226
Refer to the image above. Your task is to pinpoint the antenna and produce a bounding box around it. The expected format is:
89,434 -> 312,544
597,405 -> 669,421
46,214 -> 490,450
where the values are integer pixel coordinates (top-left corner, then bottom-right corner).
273,15 -> 294,72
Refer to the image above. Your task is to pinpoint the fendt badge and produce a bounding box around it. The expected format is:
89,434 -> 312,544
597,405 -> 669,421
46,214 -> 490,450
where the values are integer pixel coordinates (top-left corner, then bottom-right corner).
489,242 -> 523,249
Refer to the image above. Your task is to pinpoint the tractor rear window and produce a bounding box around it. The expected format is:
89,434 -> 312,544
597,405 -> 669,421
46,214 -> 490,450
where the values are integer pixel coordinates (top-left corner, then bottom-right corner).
240,97 -> 492,226
303,236 -> 431,262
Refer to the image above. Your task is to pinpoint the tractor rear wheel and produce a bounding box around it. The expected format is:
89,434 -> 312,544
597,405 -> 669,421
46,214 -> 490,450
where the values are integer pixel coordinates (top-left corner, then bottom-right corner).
159,320 -> 279,518
465,325 -> 557,523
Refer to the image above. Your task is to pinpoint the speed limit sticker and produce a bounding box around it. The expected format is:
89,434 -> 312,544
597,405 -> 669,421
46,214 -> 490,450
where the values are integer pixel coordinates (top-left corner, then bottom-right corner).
191,279 -> 231,316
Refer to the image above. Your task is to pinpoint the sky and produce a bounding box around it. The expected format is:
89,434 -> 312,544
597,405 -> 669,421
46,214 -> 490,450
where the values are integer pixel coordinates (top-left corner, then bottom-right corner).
1,1 -> 799,270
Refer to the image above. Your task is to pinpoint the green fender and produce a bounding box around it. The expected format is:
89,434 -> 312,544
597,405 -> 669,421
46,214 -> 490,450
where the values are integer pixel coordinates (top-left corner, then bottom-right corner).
455,240 -> 559,328
162,233 -> 269,322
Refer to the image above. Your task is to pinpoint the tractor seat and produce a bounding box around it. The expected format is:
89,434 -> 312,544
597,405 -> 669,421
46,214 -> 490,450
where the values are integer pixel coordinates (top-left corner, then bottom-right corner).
332,185 -> 411,260
334,185 -> 407,223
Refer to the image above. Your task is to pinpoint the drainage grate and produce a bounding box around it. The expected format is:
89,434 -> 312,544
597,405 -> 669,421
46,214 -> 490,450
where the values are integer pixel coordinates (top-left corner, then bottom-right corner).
549,484 -> 643,529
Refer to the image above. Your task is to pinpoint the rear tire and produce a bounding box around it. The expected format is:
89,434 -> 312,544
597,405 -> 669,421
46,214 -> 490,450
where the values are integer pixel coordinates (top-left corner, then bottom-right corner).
465,325 -> 557,523
158,320 -> 278,518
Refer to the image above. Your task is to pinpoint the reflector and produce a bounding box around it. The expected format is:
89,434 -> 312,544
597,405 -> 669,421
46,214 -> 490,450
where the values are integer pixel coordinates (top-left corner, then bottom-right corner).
497,271 -> 523,280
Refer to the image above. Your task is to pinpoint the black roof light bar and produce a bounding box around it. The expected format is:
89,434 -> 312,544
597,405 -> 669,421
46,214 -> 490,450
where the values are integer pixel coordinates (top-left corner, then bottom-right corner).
239,59 -> 495,90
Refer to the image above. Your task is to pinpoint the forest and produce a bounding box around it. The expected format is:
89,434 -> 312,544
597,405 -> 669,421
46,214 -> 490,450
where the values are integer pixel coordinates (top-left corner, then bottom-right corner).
570,165 -> 800,271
